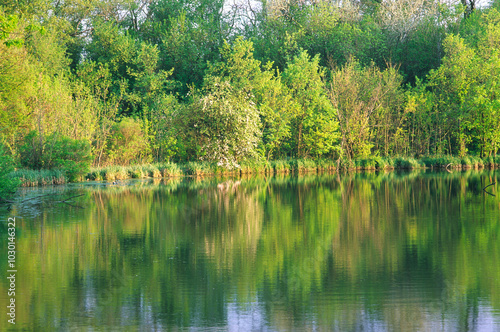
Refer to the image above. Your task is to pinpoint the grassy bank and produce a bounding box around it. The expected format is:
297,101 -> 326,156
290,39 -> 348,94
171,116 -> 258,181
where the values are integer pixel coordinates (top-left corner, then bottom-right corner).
10,156 -> 500,187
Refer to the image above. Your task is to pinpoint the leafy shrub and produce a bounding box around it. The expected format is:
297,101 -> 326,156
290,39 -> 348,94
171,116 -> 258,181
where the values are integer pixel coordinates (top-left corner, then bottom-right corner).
86,168 -> 103,181
44,134 -> 92,181
0,144 -> 20,200
127,165 -> 146,178
18,131 -> 44,169
142,164 -> 161,178
394,157 -> 422,169
374,157 -> 393,169
338,157 -> 355,171
357,157 -> 377,169
19,131 -> 92,182
105,118 -> 151,165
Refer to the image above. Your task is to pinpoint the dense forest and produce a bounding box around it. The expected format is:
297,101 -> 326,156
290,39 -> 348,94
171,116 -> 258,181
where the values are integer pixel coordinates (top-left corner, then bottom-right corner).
1,0 -> 500,185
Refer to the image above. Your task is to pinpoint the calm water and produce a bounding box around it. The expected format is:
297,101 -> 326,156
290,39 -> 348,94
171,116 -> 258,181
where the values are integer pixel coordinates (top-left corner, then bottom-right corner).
1,170 -> 500,331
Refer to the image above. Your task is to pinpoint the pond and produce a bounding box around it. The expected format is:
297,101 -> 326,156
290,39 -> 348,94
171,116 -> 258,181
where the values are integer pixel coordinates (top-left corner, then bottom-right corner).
1,170 -> 500,331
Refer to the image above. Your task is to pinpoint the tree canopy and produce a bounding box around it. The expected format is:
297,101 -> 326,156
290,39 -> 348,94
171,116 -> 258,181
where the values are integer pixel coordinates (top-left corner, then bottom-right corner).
1,0 -> 499,176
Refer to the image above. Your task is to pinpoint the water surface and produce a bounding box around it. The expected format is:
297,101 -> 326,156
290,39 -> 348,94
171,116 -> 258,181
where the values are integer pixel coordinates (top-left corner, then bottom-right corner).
1,170 -> 500,331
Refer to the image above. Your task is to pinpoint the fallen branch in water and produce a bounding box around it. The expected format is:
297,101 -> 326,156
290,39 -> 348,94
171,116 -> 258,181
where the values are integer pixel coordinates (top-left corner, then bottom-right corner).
483,182 -> 496,196
0,197 -> 15,204
56,194 -> 85,203
1,193 -> 85,207
20,193 -> 65,203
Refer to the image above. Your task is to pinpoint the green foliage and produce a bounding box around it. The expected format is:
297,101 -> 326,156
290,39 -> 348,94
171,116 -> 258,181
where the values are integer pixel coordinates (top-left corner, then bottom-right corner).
44,134 -> 92,182
105,118 -> 151,166
0,143 -> 20,199
289,159 -> 318,172
2,0 -> 500,177
269,160 -> 290,173
144,94 -> 180,162
183,161 -> 213,176
158,162 -> 182,177
282,50 -> 340,158
393,157 -> 423,169
188,76 -> 262,169
426,12 -> 500,158
85,20 -> 176,116
12,169 -> 66,187
0,13 -> 23,46
19,131 -> 92,182
330,58 -> 404,159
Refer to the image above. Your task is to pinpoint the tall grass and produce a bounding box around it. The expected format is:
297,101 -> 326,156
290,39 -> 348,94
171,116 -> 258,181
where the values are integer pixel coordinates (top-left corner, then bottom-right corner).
269,160 -> 290,173
13,169 -> 67,187
183,161 -> 213,176
393,157 -> 423,169
315,159 -> 338,171
239,160 -> 265,175
13,154 -> 500,187
158,162 -> 182,177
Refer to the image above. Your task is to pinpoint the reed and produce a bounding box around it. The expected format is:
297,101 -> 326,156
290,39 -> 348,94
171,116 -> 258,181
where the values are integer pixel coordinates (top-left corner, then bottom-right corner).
158,162 -> 182,177
269,160 -> 288,173
13,169 -> 67,187
393,156 -> 423,169
142,164 -> 162,178
315,159 -> 337,171
183,161 -> 212,176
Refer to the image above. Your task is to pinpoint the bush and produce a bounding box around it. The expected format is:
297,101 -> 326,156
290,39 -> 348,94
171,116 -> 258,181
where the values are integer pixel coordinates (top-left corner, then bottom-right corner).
338,157 -> 355,171
357,157 -> 377,169
142,164 -> 161,178
18,131 -> 92,182
127,165 -> 146,178
86,168 -> 103,181
105,118 -> 151,165
394,157 -> 422,169
18,131 -> 44,169
374,157 -> 394,169
46,135 -> 92,181
0,144 -> 20,200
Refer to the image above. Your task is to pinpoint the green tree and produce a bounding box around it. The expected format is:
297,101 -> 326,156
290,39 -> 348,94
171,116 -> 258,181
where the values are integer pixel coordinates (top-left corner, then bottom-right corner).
282,50 -> 340,158
0,13 -> 32,147
188,77 -> 262,169
329,58 -> 404,159
145,0 -> 229,94
206,37 -> 295,159
104,118 -> 151,166
0,143 -> 20,201
85,20 -> 174,116
427,34 -> 481,156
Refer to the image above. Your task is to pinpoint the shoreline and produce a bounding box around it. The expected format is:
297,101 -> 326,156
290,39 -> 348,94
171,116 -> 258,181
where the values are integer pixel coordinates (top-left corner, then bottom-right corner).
10,156 -> 500,187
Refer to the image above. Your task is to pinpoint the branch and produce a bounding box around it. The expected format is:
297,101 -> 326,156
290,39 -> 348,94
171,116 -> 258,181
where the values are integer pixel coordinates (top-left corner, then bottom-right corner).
0,197 -> 15,204
483,182 -> 496,196
20,193 -> 65,203
56,194 -> 85,203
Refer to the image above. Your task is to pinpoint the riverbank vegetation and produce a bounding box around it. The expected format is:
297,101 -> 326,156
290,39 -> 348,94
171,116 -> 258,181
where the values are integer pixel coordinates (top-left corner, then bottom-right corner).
5,155 -> 499,187
2,1 -> 500,193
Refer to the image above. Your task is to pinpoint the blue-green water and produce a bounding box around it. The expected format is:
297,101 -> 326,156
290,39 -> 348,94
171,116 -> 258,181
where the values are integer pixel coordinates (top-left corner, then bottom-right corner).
1,170 -> 500,331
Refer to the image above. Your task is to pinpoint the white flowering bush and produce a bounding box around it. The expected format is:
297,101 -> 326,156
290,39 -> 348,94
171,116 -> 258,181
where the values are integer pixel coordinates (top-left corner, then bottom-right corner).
193,78 -> 262,169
